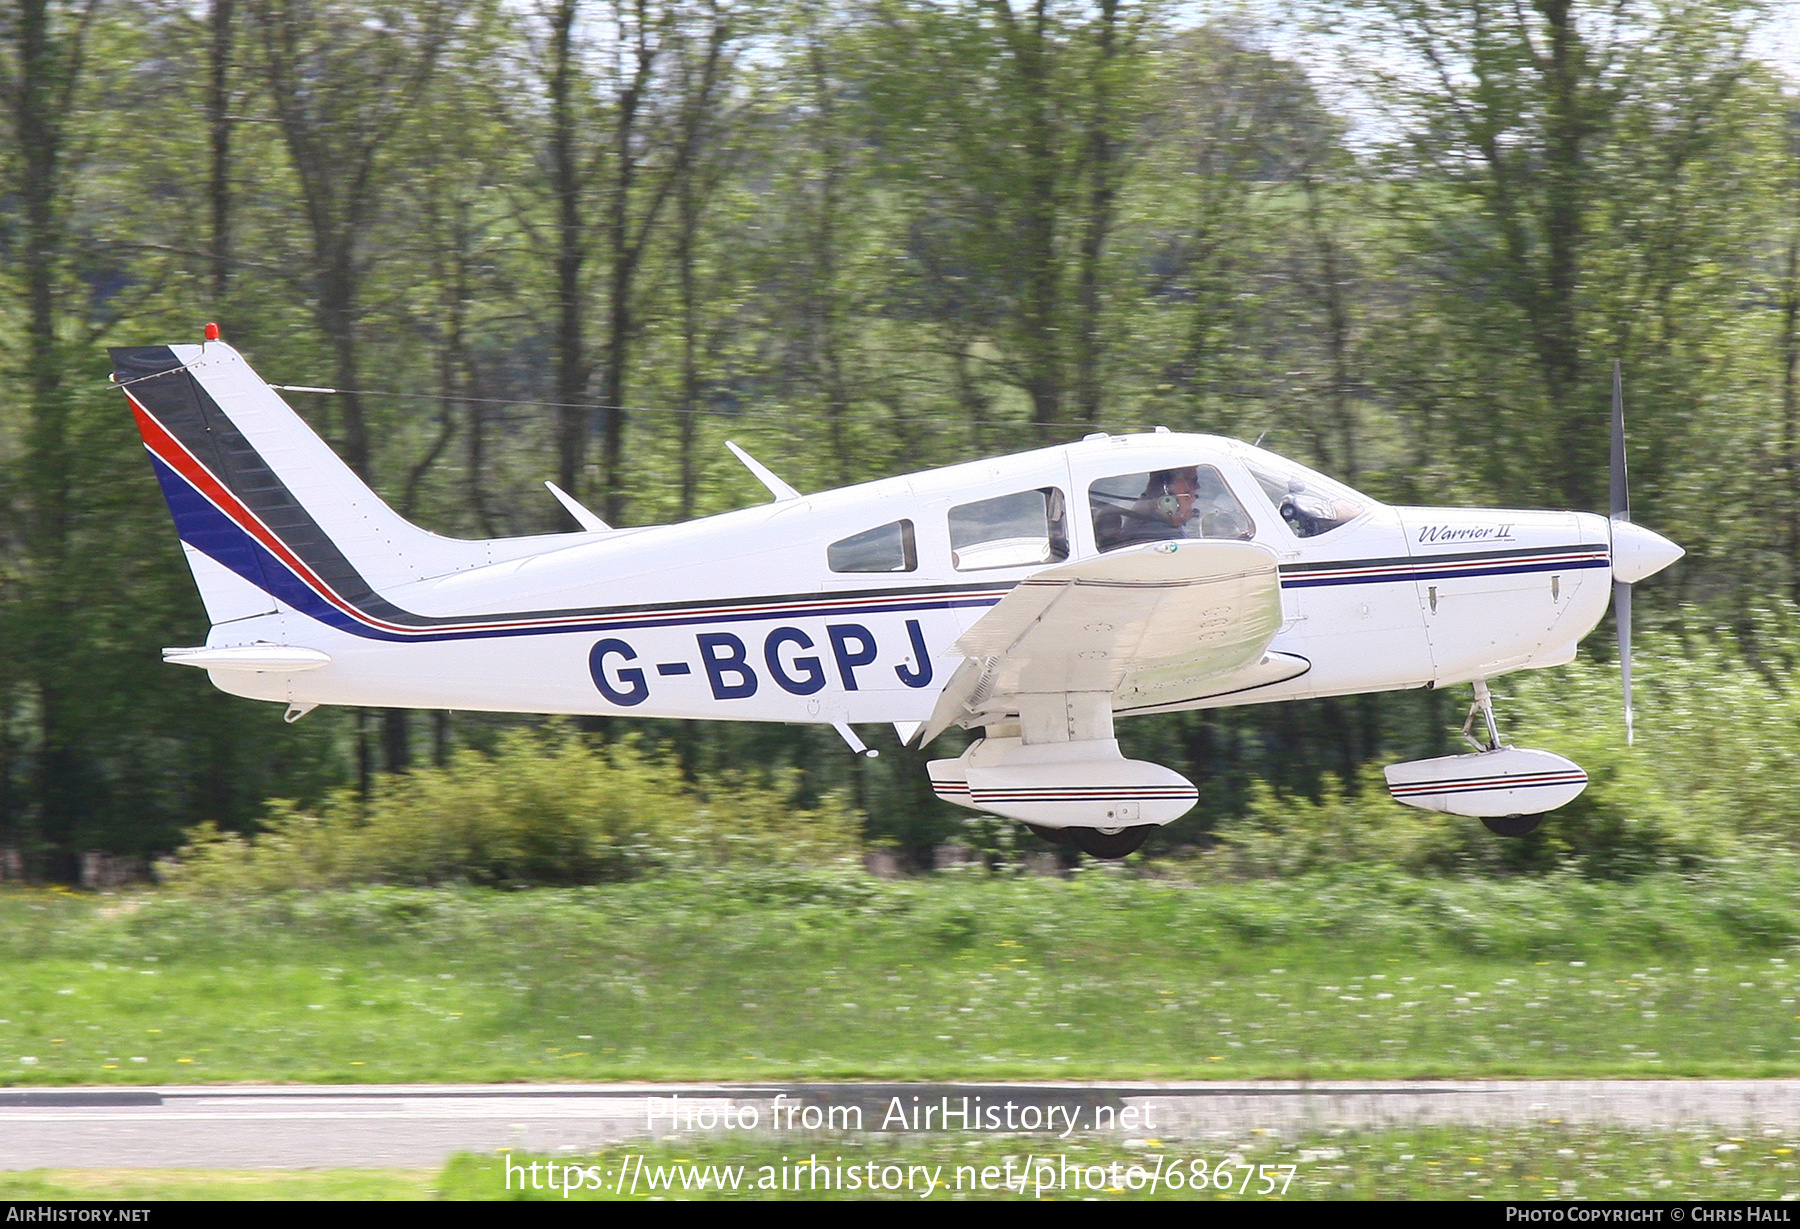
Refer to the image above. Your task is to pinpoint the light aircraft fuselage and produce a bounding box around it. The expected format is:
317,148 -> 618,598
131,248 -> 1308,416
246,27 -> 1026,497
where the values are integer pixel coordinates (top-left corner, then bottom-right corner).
199,433 -> 1613,721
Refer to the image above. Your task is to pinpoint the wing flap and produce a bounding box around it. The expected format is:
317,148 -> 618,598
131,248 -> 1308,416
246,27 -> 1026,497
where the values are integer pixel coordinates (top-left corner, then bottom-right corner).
919,539 -> 1283,743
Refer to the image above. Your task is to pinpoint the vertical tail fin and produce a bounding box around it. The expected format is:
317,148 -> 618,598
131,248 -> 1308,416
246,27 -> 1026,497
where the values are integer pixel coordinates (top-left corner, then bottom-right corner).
111,342 -> 529,633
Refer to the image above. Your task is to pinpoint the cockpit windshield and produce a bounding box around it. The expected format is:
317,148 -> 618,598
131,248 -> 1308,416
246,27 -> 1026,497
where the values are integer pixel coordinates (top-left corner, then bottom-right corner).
1242,453 -> 1368,539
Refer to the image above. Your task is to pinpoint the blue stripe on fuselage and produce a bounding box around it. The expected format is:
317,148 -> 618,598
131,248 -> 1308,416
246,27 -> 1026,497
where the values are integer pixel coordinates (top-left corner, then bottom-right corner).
1279,554 -> 1610,588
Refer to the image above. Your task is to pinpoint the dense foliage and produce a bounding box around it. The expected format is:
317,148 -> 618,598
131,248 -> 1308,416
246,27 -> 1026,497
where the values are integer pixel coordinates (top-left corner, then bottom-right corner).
164,725 -> 860,889
0,0 -> 1793,872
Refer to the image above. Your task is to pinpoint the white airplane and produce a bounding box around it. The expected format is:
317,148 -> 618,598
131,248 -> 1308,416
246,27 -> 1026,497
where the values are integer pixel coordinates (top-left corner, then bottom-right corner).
112,332 -> 1683,858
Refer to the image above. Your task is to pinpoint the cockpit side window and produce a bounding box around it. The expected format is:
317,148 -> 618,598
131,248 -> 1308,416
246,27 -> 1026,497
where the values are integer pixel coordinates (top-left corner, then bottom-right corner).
1246,459 -> 1366,539
949,488 -> 1069,571
829,520 -> 917,573
1089,465 -> 1254,554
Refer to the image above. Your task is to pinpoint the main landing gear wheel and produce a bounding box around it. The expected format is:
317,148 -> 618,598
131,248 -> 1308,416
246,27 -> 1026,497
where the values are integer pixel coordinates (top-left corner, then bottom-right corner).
1025,824 -> 1074,847
1481,813 -> 1545,837
1066,825 -> 1154,859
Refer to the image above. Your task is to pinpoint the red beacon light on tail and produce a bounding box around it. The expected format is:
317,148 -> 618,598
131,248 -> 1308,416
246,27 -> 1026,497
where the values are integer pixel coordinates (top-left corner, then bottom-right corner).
203,322 -> 220,342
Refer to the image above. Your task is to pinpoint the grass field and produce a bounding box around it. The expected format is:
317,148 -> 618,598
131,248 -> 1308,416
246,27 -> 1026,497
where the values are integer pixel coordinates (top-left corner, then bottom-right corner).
0,1168 -> 437,1200
3,863 -> 1800,1083
3,1126 -> 1798,1200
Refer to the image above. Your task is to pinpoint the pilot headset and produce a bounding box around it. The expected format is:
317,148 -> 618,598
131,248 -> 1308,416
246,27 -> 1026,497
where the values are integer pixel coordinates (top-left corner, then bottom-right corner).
1153,471 -> 1188,519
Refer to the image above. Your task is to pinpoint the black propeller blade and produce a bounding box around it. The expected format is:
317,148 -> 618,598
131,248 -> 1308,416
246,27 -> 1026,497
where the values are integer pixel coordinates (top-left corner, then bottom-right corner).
1611,360 -> 1633,746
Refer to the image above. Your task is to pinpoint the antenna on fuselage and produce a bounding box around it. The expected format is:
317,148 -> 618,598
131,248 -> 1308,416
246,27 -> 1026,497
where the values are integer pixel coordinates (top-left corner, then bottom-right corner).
833,722 -> 879,758
544,481 -> 611,532
725,441 -> 802,502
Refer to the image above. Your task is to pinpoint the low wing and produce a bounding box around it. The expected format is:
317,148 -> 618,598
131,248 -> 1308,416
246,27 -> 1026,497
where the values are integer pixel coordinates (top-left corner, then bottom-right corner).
918,539 -> 1292,745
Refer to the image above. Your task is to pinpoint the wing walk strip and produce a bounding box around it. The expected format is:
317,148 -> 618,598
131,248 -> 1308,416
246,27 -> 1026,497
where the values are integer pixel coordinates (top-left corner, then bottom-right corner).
1388,771 -> 1589,798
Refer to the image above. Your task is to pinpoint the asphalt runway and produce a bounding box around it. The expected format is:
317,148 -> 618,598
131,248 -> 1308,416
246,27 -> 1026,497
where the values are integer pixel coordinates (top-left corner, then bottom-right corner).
2,1081 -> 1798,1169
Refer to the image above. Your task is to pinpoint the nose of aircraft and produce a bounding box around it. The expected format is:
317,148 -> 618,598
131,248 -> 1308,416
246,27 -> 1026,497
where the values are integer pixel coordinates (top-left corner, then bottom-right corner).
1611,519 -> 1684,584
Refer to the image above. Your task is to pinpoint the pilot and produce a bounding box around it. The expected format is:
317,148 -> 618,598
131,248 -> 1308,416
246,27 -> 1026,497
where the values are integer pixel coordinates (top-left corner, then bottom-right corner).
1110,468 -> 1201,547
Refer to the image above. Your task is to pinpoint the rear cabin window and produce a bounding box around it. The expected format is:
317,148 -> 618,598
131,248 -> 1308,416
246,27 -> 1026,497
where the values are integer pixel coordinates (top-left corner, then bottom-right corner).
828,520 -> 917,573
1089,465 -> 1254,553
949,488 -> 1069,571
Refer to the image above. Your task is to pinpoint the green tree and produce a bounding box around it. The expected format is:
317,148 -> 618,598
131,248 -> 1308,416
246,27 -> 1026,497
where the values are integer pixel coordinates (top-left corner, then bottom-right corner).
861,0 -> 1155,435
0,0 -> 99,873
1344,0 -> 1764,514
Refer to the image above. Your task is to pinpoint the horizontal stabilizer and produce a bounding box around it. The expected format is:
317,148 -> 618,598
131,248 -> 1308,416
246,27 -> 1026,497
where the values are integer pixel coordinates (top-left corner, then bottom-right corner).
163,645 -> 332,673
